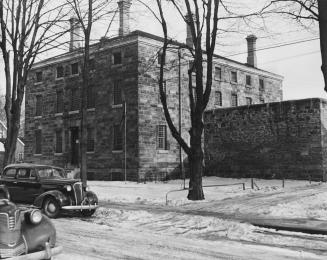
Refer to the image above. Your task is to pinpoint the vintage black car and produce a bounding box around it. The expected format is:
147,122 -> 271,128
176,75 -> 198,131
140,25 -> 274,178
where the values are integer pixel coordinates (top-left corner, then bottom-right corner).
0,164 -> 98,218
0,184 -> 62,259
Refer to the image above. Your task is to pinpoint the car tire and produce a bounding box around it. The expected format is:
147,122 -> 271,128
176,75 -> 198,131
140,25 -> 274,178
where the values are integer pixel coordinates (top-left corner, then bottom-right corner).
43,197 -> 60,218
81,209 -> 96,217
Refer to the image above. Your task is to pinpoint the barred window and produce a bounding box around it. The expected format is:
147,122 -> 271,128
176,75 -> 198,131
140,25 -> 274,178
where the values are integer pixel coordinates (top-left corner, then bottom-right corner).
157,125 -> 167,150
259,78 -> 265,91
55,130 -> 62,153
35,95 -> 42,116
87,85 -> 95,109
246,97 -> 252,105
87,127 -> 95,152
231,93 -> 238,107
56,90 -> 63,113
215,91 -> 222,106
36,71 -> 43,82
113,125 -> 123,150
71,88 -> 80,111
71,62 -> 79,75
113,80 -> 122,105
56,66 -> 64,78
246,75 -> 252,86
113,51 -> 122,65
231,71 -> 237,83
35,129 -> 42,154
214,67 -> 221,80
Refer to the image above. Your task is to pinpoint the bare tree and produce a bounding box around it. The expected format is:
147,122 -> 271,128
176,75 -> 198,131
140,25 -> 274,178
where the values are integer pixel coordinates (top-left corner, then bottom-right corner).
0,0 -> 69,167
67,0 -> 115,188
264,0 -> 327,92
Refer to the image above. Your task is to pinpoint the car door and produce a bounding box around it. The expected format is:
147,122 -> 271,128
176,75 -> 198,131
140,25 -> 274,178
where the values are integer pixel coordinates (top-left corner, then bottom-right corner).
0,167 -> 19,201
15,168 -> 41,203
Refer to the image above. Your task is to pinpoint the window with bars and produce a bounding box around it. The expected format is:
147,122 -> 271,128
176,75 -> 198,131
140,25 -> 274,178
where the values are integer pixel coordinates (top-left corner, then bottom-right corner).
157,125 -> 167,150
113,125 -> 123,150
35,95 -> 42,116
215,91 -> 222,106
71,88 -> 80,111
246,75 -> 252,86
158,80 -> 166,103
113,80 -> 122,105
87,85 -> 95,109
56,66 -> 64,78
231,93 -> 238,107
113,51 -> 122,65
35,129 -> 42,154
71,62 -> 79,75
87,127 -> 95,152
36,71 -> 43,82
55,130 -> 62,153
246,97 -> 252,105
231,71 -> 237,83
214,67 -> 222,80
259,78 -> 265,91
56,90 -> 63,113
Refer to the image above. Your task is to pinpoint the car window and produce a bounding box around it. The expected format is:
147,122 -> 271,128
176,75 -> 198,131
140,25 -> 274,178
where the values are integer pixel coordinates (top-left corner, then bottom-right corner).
17,169 -> 29,179
37,168 -> 64,179
3,168 -> 16,178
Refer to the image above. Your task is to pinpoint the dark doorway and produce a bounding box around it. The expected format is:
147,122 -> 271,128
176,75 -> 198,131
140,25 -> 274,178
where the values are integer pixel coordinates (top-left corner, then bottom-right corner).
70,127 -> 79,166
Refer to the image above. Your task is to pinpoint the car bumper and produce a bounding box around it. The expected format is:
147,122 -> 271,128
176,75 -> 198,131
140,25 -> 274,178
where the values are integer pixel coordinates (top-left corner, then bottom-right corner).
7,244 -> 62,260
61,204 -> 98,210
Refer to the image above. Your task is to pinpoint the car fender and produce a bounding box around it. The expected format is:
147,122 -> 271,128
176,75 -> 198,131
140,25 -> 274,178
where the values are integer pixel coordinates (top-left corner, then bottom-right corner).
34,190 -> 70,208
84,190 -> 98,205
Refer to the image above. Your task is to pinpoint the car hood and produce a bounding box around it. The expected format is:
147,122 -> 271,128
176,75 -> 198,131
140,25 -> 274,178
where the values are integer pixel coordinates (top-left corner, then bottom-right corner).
39,178 -> 80,186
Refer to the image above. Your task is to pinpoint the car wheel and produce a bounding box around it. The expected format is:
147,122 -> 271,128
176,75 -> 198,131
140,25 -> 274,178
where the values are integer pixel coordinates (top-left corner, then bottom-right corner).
81,209 -> 96,217
43,197 -> 60,218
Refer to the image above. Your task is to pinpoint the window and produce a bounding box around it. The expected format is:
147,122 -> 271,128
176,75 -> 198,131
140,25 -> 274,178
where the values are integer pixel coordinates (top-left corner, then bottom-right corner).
71,62 -> 79,75
231,71 -> 237,83
18,153 -> 23,162
35,95 -> 42,116
157,125 -> 167,150
113,51 -> 122,65
231,93 -> 238,107
17,169 -> 29,179
36,71 -> 43,82
259,78 -> 265,91
56,66 -> 64,78
246,75 -> 252,86
35,129 -> 42,154
56,90 -> 63,113
71,88 -> 80,111
260,98 -> 265,104
157,50 -> 165,65
113,80 -> 122,105
158,80 -> 166,103
55,130 -> 62,153
87,85 -> 95,109
215,91 -> 222,106
113,125 -> 123,150
214,67 -> 222,80
87,127 -> 95,152
246,97 -> 252,105
4,168 -> 16,178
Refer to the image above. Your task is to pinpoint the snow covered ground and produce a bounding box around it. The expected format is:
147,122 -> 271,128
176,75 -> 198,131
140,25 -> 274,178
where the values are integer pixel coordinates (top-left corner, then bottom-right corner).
54,177 -> 327,259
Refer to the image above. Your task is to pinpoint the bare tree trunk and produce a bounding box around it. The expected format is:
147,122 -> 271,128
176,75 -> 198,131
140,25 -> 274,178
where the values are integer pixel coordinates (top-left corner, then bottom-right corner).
318,0 -> 327,91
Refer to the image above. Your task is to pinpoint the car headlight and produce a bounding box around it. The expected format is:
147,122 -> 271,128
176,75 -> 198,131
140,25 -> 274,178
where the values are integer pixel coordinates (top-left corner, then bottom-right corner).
85,185 -> 90,192
29,209 -> 43,224
65,185 -> 72,192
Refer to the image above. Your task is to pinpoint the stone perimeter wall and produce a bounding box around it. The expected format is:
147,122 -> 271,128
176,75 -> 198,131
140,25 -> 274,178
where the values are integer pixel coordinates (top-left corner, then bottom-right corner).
204,98 -> 326,180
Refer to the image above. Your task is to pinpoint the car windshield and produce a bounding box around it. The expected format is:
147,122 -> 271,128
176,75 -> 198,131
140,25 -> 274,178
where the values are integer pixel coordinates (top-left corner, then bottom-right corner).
37,168 -> 65,179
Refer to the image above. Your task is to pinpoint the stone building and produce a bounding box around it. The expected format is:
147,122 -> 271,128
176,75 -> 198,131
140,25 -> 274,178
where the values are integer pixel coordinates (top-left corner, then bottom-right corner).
204,98 -> 327,181
24,0 -> 283,181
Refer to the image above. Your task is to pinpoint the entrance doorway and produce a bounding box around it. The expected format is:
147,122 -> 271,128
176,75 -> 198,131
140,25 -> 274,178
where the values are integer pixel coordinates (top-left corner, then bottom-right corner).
70,127 -> 79,166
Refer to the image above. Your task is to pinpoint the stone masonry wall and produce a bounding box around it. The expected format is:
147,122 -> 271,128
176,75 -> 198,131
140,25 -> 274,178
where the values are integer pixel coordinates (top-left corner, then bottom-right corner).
204,98 -> 324,180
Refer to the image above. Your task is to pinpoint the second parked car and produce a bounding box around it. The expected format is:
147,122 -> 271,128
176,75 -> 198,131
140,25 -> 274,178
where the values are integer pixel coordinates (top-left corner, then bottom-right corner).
0,163 -> 98,218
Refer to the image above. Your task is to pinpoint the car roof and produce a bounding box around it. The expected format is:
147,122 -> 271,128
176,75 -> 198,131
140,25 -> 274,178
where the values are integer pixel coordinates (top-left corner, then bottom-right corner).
4,163 -> 64,170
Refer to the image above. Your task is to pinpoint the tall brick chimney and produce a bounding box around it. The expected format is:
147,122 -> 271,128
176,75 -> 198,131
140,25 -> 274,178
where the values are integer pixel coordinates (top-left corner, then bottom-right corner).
246,34 -> 257,67
69,17 -> 82,52
185,13 -> 194,48
118,0 -> 132,37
